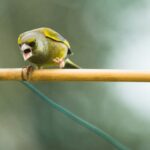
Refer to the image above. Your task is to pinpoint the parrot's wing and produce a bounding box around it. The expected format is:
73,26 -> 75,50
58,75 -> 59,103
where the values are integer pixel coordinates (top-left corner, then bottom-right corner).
38,27 -> 71,49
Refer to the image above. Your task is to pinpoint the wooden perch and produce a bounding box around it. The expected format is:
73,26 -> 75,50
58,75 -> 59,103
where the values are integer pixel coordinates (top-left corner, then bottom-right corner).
0,68 -> 150,82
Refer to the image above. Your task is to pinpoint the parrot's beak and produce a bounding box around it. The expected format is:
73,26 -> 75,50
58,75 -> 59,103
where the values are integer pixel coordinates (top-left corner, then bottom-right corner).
20,44 -> 33,61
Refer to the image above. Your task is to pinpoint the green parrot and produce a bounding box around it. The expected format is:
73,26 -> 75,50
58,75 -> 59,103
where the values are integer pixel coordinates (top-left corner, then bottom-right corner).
18,27 -> 80,69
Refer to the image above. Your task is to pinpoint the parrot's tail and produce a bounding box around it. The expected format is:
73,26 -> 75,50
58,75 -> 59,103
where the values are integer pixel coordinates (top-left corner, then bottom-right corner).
64,58 -> 80,69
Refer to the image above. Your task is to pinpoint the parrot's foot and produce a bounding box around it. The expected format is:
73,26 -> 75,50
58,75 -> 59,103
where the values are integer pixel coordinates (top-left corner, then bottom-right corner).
53,57 -> 65,68
22,65 -> 35,80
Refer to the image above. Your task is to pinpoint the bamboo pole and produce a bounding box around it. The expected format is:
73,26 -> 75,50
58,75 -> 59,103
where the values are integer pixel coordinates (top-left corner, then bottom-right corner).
1,68 -> 150,82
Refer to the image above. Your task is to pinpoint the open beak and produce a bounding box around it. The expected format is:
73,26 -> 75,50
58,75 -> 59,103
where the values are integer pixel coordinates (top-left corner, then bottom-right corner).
20,44 -> 33,61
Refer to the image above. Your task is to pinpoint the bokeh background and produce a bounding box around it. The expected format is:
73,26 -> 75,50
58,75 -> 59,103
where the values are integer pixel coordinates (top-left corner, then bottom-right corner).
0,0 -> 150,149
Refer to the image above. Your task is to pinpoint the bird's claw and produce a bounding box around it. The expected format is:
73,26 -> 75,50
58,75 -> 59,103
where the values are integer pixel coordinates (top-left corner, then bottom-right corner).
22,65 -> 35,80
53,57 -> 65,68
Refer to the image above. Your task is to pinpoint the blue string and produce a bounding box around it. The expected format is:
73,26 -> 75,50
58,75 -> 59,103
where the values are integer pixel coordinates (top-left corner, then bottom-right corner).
21,81 -> 130,150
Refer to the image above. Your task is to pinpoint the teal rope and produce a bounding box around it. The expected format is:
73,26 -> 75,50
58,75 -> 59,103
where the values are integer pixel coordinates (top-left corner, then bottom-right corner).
21,81 -> 129,150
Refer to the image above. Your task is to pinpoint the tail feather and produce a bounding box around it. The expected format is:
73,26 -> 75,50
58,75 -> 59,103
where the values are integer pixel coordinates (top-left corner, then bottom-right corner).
64,59 -> 80,69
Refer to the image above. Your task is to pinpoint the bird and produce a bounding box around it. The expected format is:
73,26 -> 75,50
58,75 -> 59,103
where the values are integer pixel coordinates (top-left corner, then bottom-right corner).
18,27 -> 80,69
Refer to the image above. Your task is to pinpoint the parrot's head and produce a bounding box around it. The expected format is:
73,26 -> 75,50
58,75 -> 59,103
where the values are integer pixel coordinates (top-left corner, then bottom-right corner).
18,30 -> 48,63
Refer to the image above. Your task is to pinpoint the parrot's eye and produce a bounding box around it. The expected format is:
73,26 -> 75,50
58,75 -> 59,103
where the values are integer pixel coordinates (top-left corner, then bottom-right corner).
28,41 -> 35,47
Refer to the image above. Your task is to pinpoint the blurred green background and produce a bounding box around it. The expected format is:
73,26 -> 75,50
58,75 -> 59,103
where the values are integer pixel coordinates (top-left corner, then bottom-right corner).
0,0 -> 150,149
